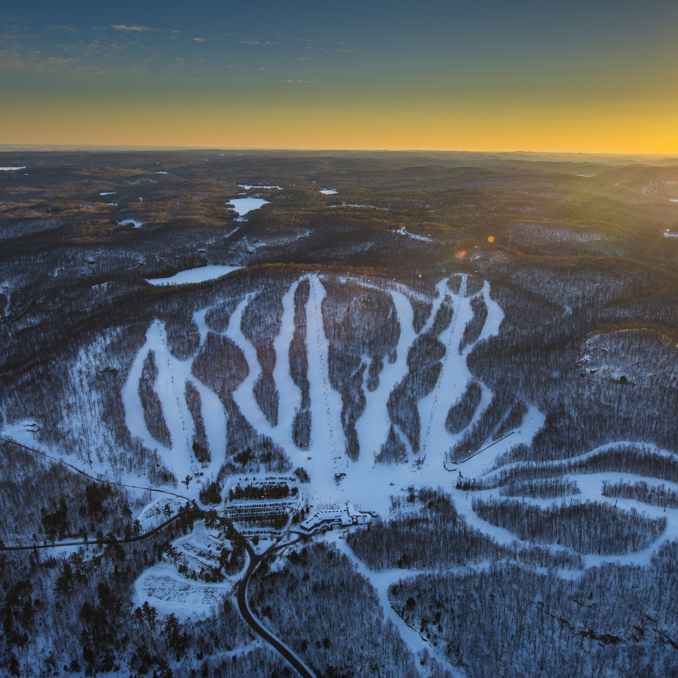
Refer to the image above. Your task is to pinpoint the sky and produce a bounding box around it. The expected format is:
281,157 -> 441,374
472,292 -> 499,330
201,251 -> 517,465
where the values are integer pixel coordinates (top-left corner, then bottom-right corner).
1,1 -> 678,153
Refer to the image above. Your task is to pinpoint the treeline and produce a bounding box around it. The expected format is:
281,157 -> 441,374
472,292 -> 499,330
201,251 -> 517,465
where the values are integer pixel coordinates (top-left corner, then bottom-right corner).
473,497 -> 666,555
139,350 -> 172,450
227,483 -> 297,501
347,488 -> 583,571
387,301 -> 452,454
449,390 -> 515,462
602,480 -> 678,509
290,278 -> 311,449
445,380 -> 482,434
488,446 -> 678,490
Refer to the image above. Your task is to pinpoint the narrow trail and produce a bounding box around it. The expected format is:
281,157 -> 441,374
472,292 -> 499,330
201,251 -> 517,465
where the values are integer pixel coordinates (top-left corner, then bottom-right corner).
306,275 -> 344,474
420,276 -> 472,459
354,285 -> 416,472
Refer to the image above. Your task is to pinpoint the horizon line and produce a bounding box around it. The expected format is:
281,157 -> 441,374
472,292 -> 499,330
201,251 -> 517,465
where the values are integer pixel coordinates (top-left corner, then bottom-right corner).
1,144 -> 677,159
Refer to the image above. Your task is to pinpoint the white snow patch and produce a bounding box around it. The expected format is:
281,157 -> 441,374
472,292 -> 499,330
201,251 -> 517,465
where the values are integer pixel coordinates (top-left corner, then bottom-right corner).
100,191 -> 116,195
118,219 -> 144,228
226,197 -> 270,216
0,166 -> 26,171
396,226 -> 432,242
145,265 -> 241,286
238,184 -> 282,190
134,561 -> 231,619
330,203 -> 388,210
319,189 -> 337,195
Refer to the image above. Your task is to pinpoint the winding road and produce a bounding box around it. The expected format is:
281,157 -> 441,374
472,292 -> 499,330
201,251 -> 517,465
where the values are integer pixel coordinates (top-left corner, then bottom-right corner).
236,537 -> 317,678
2,438 -> 318,677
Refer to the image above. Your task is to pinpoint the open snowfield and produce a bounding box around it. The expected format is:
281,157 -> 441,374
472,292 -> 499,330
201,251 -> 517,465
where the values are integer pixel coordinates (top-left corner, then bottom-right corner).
145,264 -> 242,287
115,274 -> 537,520
226,197 -> 270,216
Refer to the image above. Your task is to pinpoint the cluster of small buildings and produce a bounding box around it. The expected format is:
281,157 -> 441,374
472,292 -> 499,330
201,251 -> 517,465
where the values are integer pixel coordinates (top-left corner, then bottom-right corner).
300,502 -> 374,532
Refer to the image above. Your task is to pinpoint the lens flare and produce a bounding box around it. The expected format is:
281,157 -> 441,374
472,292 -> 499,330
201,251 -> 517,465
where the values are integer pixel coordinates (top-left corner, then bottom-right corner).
456,250 -> 467,259
488,236 -> 495,243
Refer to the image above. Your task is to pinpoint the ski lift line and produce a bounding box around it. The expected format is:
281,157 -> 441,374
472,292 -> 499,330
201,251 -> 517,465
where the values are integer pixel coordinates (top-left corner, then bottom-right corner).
2,439 -> 190,499
457,431 -> 515,465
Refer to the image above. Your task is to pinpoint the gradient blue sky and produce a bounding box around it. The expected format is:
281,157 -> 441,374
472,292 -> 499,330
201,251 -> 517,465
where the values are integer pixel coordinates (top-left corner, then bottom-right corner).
2,1 -> 677,151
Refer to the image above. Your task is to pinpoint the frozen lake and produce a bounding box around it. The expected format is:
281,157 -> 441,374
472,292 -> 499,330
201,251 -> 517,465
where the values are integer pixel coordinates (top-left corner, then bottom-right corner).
145,264 -> 242,286
226,197 -> 270,216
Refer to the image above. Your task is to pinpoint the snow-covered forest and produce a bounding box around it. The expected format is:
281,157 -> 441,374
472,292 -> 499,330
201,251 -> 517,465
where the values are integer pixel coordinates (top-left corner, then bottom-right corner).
2,150 -> 678,677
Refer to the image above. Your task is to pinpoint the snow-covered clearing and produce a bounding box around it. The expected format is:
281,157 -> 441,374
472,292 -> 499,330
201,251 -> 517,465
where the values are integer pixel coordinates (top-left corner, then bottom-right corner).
319,189 -> 337,195
118,219 -> 144,228
100,191 -> 116,195
145,265 -> 242,287
134,561 -> 234,618
226,197 -> 270,216
0,166 -> 26,171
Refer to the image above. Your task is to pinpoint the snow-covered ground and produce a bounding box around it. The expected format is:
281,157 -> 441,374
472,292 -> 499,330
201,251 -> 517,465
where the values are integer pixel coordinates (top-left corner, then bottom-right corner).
7,269 -> 677,658
0,166 -> 26,171
118,219 -> 144,228
122,320 -> 226,494
226,197 -> 270,216
238,184 -> 282,190
319,189 -> 337,195
145,265 -> 242,287
134,561 -> 235,618
327,531 -> 467,678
